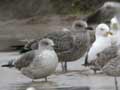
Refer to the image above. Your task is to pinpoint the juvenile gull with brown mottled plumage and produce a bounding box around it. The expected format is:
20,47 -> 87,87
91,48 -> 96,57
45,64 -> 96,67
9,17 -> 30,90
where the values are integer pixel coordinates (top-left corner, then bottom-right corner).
19,20 -> 93,72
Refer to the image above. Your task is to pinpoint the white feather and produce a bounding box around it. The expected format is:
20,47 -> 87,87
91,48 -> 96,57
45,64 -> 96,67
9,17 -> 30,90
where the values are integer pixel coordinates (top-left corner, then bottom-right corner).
88,36 -> 111,62
26,87 -> 35,90
88,23 -> 112,62
110,16 -> 120,45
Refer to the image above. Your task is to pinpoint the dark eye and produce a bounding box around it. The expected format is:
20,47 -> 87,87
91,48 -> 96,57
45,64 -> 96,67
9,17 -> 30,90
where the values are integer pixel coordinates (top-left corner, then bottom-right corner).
42,41 -> 49,46
106,5 -> 112,9
75,24 -> 82,28
100,28 -> 105,31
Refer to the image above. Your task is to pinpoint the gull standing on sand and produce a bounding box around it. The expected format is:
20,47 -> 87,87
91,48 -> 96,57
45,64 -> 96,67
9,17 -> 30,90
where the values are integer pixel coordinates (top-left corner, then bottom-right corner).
86,23 -> 112,65
19,20 -> 93,72
2,38 -> 58,81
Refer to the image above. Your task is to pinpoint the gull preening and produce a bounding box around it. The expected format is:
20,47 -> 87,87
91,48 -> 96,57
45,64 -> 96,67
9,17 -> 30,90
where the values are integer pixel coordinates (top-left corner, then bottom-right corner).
2,38 -> 58,81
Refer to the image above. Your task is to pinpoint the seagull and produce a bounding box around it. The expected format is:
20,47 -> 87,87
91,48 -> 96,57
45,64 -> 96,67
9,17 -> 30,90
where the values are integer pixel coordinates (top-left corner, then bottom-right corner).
2,38 -> 58,82
91,40 -> 120,90
90,45 -> 118,73
92,17 -> 120,88
102,47 -> 120,90
86,23 -> 112,66
110,16 -> 120,45
90,16 -> 120,73
85,1 -> 120,24
19,20 -> 93,72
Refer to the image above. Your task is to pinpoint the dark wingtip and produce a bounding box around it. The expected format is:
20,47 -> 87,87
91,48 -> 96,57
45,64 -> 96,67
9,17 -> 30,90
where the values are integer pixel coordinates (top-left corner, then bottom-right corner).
1,60 -> 14,68
19,48 -> 32,54
1,64 -> 14,68
10,45 -> 24,50
82,53 -> 91,66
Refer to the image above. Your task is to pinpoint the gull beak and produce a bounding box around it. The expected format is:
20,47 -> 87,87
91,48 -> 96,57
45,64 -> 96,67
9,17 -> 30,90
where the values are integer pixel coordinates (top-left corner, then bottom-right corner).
51,42 -> 55,47
106,31 -> 113,37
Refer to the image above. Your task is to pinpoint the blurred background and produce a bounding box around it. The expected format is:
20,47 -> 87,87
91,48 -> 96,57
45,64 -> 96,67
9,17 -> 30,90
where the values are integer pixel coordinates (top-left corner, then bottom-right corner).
0,0 -> 120,19
0,0 -> 119,50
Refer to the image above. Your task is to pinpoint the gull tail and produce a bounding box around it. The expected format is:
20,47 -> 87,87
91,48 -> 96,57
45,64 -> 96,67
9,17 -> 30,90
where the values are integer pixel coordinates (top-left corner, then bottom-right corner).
82,53 -> 91,66
19,48 -> 31,54
1,60 -> 15,68
82,53 -> 88,66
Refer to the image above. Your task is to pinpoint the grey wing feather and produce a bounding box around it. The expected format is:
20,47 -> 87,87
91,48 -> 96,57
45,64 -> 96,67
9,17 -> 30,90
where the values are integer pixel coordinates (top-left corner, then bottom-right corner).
103,55 -> 120,76
94,46 -> 118,68
24,40 -> 38,50
15,50 -> 35,70
44,31 -> 74,53
23,30 -> 74,53
89,30 -> 95,45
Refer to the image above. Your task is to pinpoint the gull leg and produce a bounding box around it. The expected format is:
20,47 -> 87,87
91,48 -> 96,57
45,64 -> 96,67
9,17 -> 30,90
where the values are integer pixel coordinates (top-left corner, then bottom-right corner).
61,62 -> 65,72
45,77 -> 48,82
90,66 -> 100,74
114,77 -> 118,90
64,61 -> 67,72
93,69 -> 97,74
32,79 -> 34,82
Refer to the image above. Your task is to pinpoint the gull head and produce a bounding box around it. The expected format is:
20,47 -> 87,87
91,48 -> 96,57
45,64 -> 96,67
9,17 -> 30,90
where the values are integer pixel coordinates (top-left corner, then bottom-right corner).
72,20 -> 88,31
110,16 -> 120,31
96,23 -> 112,37
39,38 -> 55,49
102,2 -> 120,10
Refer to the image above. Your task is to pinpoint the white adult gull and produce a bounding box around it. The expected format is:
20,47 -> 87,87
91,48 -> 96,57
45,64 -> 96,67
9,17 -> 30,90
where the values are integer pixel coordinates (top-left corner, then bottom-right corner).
93,17 -> 120,88
2,38 -> 58,82
86,23 -> 112,65
90,39 -> 120,90
89,17 -> 120,73
110,16 -> 120,45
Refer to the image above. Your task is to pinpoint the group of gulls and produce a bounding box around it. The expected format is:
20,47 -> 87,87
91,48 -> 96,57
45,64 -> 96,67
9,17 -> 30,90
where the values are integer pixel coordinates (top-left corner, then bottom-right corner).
1,1 -> 120,90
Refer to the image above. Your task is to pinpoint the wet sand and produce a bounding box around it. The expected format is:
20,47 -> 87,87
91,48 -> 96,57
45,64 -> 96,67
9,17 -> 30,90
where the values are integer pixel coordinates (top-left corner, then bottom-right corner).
0,52 -> 119,90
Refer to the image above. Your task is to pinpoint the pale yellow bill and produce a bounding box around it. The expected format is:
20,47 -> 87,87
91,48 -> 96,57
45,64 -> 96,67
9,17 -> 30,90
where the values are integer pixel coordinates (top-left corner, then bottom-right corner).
106,31 -> 113,37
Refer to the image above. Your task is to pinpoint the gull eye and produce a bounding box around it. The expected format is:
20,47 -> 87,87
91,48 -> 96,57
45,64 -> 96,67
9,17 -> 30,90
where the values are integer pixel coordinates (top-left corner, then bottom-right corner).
100,28 -> 105,31
106,5 -> 112,9
75,24 -> 82,28
42,41 -> 49,46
